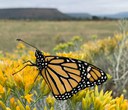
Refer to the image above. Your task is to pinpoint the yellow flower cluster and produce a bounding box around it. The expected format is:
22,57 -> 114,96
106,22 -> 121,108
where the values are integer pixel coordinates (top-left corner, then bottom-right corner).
53,36 -> 82,52
0,33 -> 128,110
81,86 -> 128,110
0,44 -> 51,109
80,33 -> 125,61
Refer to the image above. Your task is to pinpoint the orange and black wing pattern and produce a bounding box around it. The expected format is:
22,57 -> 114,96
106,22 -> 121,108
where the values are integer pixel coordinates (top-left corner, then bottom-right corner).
41,56 -> 107,100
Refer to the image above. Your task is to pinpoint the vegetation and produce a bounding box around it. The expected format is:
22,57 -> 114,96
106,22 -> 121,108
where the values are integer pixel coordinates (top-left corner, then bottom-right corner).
0,20 -> 118,52
0,20 -> 128,110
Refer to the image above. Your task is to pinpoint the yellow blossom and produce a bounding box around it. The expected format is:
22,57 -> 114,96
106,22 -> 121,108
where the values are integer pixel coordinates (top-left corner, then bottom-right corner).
16,106 -> 21,110
40,80 -> 50,95
50,107 -> 54,110
10,97 -> 15,104
6,74 -> 16,89
0,84 -> 5,94
24,94 -> 33,104
17,42 -> 25,50
6,107 -> 11,110
46,95 -> 55,107
0,69 -> 7,85
10,97 -> 17,109
43,52 -> 50,56
17,100 -> 25,110
56,52 -> 80,59
44,106 -> 48,110
26,105 -> 30,110
20,66 -> 38,94
43,84 -> 51,96
13,74 -> 24,89
0,101 -> 6,109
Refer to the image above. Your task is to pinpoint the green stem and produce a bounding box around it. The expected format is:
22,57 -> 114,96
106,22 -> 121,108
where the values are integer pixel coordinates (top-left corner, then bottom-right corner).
31,93 -> 44,107
11,89 -> 25,107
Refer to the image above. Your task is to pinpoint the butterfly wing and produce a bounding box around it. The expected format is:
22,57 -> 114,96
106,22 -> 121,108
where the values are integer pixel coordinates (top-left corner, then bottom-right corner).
41,56 -> 107,100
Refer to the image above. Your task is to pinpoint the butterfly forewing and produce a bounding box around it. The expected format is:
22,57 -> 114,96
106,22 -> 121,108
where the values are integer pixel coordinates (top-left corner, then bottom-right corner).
41,56 -> 107,100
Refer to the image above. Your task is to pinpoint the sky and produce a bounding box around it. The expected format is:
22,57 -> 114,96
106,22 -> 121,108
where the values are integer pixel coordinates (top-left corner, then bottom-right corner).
0,0 -> 128,15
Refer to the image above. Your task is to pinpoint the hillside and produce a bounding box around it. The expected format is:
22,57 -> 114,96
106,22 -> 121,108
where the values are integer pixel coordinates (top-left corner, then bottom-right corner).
0,8 -> 128,20
66,13 -> 92,19
105,12 -> 128,19
0,8 -> 70,20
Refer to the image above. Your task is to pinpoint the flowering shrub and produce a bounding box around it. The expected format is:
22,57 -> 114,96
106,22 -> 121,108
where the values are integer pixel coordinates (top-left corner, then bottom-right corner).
53,36 -> 82,52
0,33 -> 128,110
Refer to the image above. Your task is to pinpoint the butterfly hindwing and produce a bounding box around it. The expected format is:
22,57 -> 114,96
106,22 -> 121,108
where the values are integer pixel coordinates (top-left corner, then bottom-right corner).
41,56 -> 107,100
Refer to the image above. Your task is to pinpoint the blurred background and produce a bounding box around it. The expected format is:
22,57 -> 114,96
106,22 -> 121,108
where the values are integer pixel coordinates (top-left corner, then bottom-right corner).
0,0 -> 128,52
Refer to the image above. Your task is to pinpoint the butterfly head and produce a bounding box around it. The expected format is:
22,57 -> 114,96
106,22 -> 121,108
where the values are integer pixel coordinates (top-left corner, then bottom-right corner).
35,50 -> 43,58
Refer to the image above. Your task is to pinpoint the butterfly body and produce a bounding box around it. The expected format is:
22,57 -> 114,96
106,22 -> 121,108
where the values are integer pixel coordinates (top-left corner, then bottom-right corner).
34,50 -> 107,100
35,50 -> 46,70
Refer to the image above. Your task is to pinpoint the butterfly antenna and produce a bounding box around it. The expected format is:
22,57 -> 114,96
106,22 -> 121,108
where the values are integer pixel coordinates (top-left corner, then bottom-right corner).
16,39 -> 39,50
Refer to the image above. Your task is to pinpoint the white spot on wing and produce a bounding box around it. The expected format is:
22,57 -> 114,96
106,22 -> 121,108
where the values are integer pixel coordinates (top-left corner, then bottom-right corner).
78,61 -> 82,63
66,59 -> 70,62
87,66 -> 91,72
87,73 -> 91,78
84,63 -> 87,65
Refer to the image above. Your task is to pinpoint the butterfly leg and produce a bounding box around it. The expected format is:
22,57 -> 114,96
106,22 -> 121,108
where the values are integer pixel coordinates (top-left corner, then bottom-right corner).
33,72 -> 40,83
12,64 -> 36,75
23,60 -> 35,65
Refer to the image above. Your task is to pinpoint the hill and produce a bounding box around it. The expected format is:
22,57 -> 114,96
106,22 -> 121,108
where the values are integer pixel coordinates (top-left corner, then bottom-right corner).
0,8 -> 128,20
0,8 -> 70,20
105,12 -> 128,19
66,13 -> 92,19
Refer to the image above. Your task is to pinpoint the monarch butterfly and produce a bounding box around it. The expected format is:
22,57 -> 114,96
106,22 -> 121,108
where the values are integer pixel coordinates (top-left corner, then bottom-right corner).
13,39 -> 107,100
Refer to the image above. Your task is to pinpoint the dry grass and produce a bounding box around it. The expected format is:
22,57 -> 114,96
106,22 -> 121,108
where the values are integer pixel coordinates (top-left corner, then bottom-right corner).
0,20 -> 118,52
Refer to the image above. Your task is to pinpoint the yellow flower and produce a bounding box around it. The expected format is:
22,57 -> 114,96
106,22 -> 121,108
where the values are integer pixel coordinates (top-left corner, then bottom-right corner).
17,42 -> 25,50
16,106 -> 21,110
26,105 -> 30,110
20,66 -> 38,94
10,97 -> 15,104
50,107 -> 54,110
6,107 -> 11,110
17,100 -> 25,110
0,84 -> 5,94
0,101 -> 6,110
10,97 -> 17,109
44,52 -> 50,56
0,69 -> 7,85
13,74 -> 24,89
24,94 -> 33,104
6,74 -> 16,89
56,52 -> 80,59
46,95 -> 55,107
44,106 -> 48,110
40,80 -> 50,95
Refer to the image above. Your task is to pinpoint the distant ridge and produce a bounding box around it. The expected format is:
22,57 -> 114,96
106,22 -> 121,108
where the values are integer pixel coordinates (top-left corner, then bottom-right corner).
0,8 -> 70,20
105,12 -> 128,19
66,13 -> 92,19
0,8 -> 128,20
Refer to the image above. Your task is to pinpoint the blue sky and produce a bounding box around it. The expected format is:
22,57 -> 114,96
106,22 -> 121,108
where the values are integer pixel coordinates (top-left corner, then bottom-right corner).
0,0 -> 128,14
